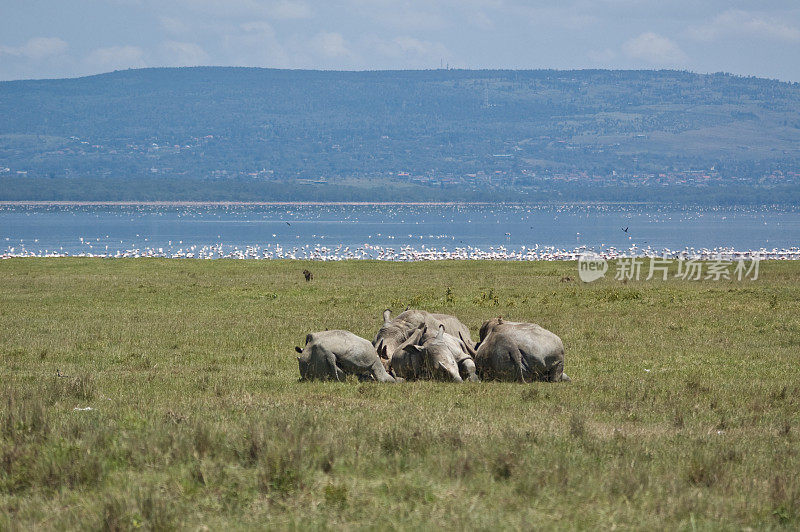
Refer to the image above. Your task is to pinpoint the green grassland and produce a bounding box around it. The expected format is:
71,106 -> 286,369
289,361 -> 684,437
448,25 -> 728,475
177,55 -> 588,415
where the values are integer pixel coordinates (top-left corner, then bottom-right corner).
2,259 -> 800,530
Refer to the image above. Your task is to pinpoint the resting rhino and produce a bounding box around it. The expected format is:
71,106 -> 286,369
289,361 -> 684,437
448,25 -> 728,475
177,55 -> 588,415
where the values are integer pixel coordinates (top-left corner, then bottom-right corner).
295,330 -> 395,382
390,324 -> 479,382
373,309 -> 476,366
468,317 -> 570,383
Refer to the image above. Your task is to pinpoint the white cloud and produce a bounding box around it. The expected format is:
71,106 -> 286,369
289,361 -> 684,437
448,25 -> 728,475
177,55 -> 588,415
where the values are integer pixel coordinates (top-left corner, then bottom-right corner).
241,21 -> 276,34
222,20 -> 292,67
85,45 -> 147,71
395,37 -> 446,57
270,0 -> 312,19
170,0 -> 311,20
311,32 -> 351,59
688,9 -> 800,43
0,37 -> 68,59
160,41 -> 210,66
622,32 -> 687,65
159,16 -> 190,35
369,36 -> 450,62
347,2 -> 449,31
587,48 -> 617,64
471,11 -> 495,30
512,6 -> 599,30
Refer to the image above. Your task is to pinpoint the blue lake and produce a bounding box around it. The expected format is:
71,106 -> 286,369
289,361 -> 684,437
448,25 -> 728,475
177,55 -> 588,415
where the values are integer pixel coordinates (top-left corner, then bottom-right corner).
1,203 -> 799,259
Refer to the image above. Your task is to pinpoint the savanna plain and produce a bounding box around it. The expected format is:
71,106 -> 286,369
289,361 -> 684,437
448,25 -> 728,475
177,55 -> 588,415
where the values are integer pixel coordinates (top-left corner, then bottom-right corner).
1,258 -> 799,530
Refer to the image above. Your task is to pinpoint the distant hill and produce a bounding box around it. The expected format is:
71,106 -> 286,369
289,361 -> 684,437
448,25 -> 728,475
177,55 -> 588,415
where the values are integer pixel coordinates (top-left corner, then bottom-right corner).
1,67 -> 799,201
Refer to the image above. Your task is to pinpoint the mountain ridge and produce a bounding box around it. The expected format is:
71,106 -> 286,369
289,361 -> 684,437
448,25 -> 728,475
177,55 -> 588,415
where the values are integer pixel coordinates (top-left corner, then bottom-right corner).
1,66 -> 799,201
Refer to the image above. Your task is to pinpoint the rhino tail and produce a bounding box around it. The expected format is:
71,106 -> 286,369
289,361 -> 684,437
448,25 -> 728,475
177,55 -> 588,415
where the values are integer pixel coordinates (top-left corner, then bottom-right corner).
510,347 -> 527,384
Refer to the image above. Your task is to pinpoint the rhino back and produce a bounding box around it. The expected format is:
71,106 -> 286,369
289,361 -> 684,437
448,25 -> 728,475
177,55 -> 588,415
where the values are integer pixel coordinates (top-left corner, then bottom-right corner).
431,313 -> 472,339
308,331 -> 374,359
475,323 -> 565,380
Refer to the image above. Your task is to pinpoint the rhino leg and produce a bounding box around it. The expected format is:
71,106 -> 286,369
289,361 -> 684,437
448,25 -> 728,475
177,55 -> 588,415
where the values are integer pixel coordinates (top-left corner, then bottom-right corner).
370,360 -> 396,383
509,347 -> 527,383
547,360 -> 565,382
320,348 -> 342,382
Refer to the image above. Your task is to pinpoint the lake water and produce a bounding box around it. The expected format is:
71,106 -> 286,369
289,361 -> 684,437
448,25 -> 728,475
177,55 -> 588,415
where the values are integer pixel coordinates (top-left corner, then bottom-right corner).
2,203 -> 799,260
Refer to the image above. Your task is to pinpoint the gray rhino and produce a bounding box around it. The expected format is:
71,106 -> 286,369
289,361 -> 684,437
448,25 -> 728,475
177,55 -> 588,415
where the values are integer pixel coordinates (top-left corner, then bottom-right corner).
374,309 -> 476,366
467,317 -> 570,383
390,324 -> 479,382
295,330 -> 395,382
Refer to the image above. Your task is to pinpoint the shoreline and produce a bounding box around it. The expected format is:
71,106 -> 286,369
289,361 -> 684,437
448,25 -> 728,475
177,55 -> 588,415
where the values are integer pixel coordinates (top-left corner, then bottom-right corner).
0,200 -> 677,207
4,244 -> 799,261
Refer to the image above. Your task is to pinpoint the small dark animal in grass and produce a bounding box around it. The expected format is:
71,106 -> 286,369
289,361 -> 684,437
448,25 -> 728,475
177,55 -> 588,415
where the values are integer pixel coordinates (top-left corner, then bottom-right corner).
560,276 -> 573,282
295,330 -> 395,382
303,269 -> 313,281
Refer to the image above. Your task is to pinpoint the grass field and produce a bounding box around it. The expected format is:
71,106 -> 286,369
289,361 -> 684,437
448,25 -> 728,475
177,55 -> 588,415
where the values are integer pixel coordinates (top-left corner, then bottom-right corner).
1,258 -> 800,530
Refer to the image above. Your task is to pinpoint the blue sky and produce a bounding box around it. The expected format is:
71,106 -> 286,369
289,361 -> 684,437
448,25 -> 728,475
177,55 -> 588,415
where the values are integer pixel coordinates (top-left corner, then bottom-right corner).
1,1 -> 799,81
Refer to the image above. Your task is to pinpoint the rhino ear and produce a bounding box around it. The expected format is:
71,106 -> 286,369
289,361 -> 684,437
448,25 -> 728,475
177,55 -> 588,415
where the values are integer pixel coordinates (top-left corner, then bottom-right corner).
295,346 -> 303,353
498,316 -> 504,324
436,324 -> 445,339
403,344 -> 423,355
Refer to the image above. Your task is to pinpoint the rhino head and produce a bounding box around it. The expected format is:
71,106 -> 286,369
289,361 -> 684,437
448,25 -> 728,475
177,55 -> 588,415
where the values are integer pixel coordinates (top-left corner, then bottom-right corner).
374,309 -> 408,360
295,345 -> 310,381
478,316 -> 504,344
399,324 -> 463,382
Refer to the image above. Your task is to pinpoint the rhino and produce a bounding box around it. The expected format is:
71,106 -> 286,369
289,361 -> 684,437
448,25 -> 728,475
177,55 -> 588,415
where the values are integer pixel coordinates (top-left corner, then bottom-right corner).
295,330 -> 395,382
373,308 -> 476,366
390,324 -> 479,382
467,317 -> 570,383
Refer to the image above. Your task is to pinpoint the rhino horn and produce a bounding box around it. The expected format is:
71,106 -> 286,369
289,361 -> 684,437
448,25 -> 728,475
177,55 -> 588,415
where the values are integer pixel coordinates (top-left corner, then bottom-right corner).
397,325 -> 425,353
383,309 -> 392,324
459,332 -> 478,358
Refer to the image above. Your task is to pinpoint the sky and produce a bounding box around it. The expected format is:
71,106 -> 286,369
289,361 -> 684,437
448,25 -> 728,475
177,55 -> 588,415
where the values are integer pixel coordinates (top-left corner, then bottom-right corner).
1,1 -> 799,82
